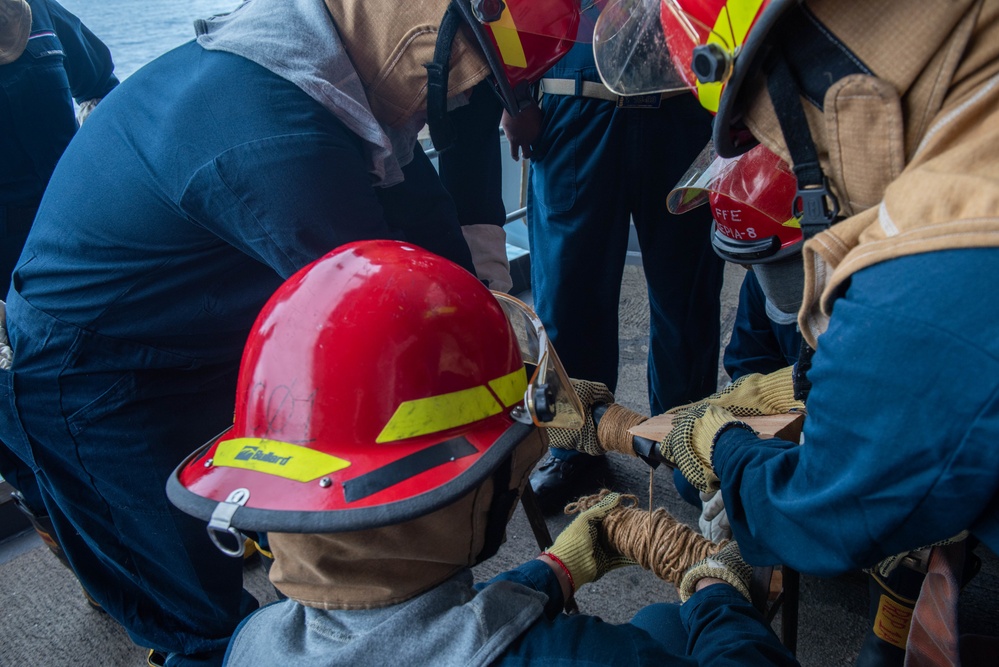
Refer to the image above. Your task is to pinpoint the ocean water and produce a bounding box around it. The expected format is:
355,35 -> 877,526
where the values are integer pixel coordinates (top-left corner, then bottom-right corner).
58,0 -> 242,80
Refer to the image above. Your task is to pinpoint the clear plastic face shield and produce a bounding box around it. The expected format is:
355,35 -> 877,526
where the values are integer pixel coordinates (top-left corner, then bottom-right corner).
493,292 -> 586,431
668,140 -> 797,215
593,0 -> 753,106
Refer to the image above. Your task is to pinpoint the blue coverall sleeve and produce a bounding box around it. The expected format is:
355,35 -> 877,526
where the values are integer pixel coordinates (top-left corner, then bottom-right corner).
477,559 -> 566,619
180,133 -> 399,279
47,0 -> 119,102
713,252 -> 999,575
682,586 -> 799,666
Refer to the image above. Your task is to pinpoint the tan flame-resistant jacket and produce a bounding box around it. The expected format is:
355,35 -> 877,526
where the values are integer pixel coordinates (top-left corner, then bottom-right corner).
324,0 -> 491,127
741,0 -> 999,347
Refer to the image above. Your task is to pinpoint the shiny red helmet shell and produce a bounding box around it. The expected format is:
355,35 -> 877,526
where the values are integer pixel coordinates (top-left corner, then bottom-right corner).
168,240 -> 530,534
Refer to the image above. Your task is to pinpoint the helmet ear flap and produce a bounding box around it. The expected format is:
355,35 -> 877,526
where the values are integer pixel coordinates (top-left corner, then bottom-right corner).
474,428 -> 545,562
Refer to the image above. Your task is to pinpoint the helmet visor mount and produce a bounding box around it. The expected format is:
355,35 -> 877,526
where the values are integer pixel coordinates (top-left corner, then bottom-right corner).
593,0 -> 763,112
493,292 -> 586,431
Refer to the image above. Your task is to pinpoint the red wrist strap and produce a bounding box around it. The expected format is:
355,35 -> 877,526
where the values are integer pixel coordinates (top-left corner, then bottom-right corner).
542,551 -> 575,596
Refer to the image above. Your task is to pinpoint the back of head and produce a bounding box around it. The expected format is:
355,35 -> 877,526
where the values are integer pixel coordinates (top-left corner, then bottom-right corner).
0,0 -> 31,65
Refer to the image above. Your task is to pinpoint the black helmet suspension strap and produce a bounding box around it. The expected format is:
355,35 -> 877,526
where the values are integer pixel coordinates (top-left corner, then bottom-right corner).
765,53 -> 839,239
425,3 -> 465,153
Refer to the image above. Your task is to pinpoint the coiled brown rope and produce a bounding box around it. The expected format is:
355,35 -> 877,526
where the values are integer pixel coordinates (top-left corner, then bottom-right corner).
565,489 -> 726,588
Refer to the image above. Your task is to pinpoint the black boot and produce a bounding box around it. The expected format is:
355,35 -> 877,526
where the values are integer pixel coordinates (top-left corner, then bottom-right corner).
528,451 -> 609,513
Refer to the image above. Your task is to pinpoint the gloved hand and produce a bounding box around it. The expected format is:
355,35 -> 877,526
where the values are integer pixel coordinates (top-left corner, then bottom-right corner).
659,404 -> 755,492
462,224 -> 512,293
869,530 -> 969,578
545,379 -> 615,456
501,104 -> 542,161
678,540 -> 753,602
76,97 -> 102,125
667,365 -> 805,417
544,491 -> 634,594
698,490 -> 732,543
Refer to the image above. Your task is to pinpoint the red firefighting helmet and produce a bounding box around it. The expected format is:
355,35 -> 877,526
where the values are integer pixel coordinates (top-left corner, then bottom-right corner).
167,240 -> 583,548
669,142 -> 801,263
593,0 -> 796,153
455,0 -> 599,113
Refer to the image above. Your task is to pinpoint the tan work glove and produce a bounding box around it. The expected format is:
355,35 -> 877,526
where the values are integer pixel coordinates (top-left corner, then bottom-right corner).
544,491 -> 634,594
667,365 -> 805,417
659,404 -> 755,492
461,224 -> 512,293
545,379 -> 616,456
678,541 -> 754,602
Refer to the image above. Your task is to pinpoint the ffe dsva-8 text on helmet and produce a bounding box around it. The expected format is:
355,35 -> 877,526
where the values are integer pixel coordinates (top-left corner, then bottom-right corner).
668,142 -> 801,264
167,240 -> 584,557
592,0 -> 843,235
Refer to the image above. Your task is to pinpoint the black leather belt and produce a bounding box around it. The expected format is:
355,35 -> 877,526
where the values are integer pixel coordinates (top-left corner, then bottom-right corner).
539,78 -> 680,108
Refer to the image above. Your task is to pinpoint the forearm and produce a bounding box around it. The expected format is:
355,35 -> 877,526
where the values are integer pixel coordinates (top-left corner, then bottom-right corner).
481,559 -> 566,619
682,586 -> 799,667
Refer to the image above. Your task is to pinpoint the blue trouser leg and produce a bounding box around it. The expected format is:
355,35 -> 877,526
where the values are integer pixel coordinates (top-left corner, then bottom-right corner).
3,293 -> 256,666
529,92 -> 721,466
526,101 -> 630,393
629,94 -> 722,414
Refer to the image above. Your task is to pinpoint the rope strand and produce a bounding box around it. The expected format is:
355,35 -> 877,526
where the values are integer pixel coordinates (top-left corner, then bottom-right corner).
565,489 -> 725,587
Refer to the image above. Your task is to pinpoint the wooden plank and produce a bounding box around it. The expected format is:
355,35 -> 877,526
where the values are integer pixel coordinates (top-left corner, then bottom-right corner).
628,411 -> 805,444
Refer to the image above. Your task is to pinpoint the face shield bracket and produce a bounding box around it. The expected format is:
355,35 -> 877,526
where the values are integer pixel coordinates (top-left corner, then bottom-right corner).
207,488 -> 250,557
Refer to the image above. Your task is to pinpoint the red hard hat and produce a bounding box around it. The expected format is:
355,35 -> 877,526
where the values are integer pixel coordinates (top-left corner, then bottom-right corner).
669,142 -> 802,263
456,0 -> 592,113
167,240 -> 550,540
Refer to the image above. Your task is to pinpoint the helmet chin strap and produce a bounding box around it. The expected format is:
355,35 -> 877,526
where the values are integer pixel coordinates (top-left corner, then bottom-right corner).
765,53 -> 840,238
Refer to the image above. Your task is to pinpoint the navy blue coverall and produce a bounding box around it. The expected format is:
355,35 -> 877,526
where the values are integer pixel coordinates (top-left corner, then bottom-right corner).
0,0 -> 118,511
716,250 -> 999,572
0,40 -> 472,666
0,0 -> 118,297
527,41 -> 725,415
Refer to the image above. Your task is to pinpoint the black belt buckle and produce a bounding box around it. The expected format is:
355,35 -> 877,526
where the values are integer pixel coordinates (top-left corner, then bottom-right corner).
617,93 -> 662,109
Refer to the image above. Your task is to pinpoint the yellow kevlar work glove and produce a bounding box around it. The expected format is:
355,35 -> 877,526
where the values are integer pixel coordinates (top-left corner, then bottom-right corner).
545,379 -> 615,456
666,365 -> 804,418
544,492 -> 634,593
678,541 -> 754,602
869,531 -> 970,578
659,404 -> 755,493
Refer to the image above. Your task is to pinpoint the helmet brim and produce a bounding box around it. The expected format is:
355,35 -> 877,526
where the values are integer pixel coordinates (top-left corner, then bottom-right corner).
166,419 -> 534,534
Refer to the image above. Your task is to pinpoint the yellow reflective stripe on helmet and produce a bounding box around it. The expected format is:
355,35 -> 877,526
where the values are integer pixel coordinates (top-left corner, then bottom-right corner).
696,0 -> 767,113
488,367 -> 529,408
214,438 -> 350,482
695,81 -> 723,113
489,6 -> 527,69
782,216 -> 802,229
377,368 -> 527,443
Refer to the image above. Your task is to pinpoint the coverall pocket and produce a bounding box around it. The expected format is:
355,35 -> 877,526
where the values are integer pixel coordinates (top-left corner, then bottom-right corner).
530,96 -> 579,213
0,369 -> 36,469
